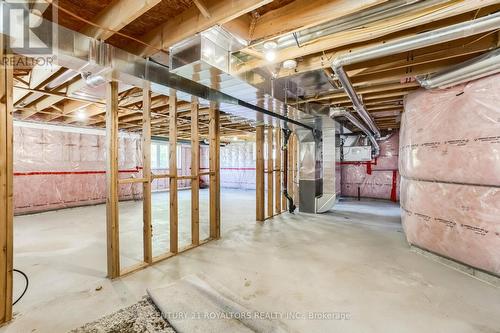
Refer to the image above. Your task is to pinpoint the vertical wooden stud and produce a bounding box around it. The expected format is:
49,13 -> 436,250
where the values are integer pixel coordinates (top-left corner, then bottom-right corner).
0,44 -> 13,324
209,102 -> 220,239
191,96 -> 200,246
288,134 -> 294,203
256,125 -> 265,221
105,80 -> 120,279
267,128 -> 273,218
281,132 -> 287,210
292,134 -> 299,204
169,89 -> 178,253
275,129 -> 281,214
142,86 -> 152,264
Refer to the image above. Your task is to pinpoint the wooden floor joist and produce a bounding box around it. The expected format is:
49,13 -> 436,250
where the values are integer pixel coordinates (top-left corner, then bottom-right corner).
105,80 -> 120,279
0,45 -> 13,325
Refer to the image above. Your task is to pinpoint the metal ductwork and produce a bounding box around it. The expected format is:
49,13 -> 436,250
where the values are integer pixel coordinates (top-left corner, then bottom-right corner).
332,67 -> 381,138
417,48 -> 500,89
330,108 -> 380,157
0,1 -> 314,131
253,0 -> 428,51
331,11 -> 500,139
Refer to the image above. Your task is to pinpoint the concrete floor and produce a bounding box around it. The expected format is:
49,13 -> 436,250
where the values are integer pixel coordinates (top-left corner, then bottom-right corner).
3,191 -> 500,333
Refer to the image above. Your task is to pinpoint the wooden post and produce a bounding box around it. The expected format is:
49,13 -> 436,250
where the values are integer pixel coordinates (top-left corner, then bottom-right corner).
288,133 -> 294,203
191,96 -> 200,246
256,125 -> 265,221
0,45 -> 13,325
169,89 -> 178,253
209,102 -> 220,239
105,80 -> 120,279
281,131 -> 287,210
142,86 -> 152,264
267,128 -> 273,218
292,134 -> 299,204
275,129 -> 281,214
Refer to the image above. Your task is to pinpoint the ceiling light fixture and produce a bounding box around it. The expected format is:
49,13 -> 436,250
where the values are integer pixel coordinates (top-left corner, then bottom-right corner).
76,109 -> 87,121
263,41 -> 278,50
264,50 -> 276,62
282,59 -> 297,69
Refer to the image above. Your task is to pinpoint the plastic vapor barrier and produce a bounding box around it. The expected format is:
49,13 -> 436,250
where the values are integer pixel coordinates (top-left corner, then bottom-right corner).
400,73 -> 500,276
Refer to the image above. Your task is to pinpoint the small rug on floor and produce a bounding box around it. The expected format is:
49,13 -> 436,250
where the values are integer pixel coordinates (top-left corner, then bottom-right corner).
69,297 -> 176,333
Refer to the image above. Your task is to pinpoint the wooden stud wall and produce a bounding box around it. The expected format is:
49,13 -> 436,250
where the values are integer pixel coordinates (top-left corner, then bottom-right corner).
191,96 -> 200,246
266,128 -> 273,218
169,89 -> 179,253
256,125 -> 265,221
102,83 -> 220,278
0,44 -> 13,325
105,80 -> 120,279
256,126 -> 288,221
142,85 -> 153,264
275,129 -> 282,213
209,102 -> 221,239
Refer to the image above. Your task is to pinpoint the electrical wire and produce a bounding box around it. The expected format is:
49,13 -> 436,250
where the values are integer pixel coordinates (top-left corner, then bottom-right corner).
13,269 -> 29,306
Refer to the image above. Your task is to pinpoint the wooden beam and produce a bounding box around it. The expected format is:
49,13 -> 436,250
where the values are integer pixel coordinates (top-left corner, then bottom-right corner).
209,102 -> 221,239
256,125 -> 265,221
138,0 -> 272,56
191,96 -> 200,246
169,89 -> 178,253
142,85 -> 152,264
250,0 -> 386,42
267,128 -> 273,218
80,0 -> 161,40
0,46 -> 13,325
193,0 -> 211,18
275,129 -> 282,213
105,80 -> 120,279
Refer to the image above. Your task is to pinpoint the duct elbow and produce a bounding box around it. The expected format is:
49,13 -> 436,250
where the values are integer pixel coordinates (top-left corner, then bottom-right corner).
331,58 -> 346,71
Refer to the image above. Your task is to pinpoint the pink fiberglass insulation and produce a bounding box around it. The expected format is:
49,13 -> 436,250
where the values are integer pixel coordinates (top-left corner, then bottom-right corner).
13,124 -> 211,215
400,73 -> 500,186
341,133 -> 399,200
220,142 -> 256,190
400,178 -> 500,276
400,73 -> 500,276
13,125 -> 143,214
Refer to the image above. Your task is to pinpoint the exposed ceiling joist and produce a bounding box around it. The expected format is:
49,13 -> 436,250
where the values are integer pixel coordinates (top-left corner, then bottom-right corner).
138,0 -> 273,56
80,0 -> 162,40
236,1 -> 500,74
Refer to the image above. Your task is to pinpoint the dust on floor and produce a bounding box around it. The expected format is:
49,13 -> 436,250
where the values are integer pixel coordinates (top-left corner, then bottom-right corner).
69,298 -> 175,333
